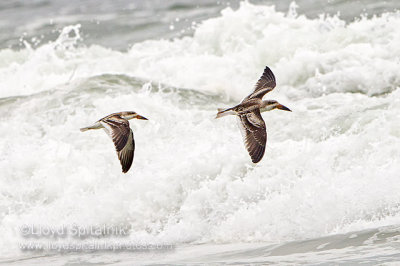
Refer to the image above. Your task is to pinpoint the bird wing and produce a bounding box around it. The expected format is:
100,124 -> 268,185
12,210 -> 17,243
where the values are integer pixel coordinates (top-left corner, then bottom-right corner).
100,116 -> 135,173
243,66 -> 276,101
237,109 -> 267,163
118,129 -> 135,173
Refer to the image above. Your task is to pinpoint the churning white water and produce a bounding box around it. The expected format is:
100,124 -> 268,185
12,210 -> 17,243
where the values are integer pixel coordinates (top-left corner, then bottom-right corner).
1,1 -> 400,264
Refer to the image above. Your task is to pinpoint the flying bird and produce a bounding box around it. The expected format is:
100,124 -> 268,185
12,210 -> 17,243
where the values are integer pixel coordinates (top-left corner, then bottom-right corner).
216,66 -> 291,163
80,111 -> 148,173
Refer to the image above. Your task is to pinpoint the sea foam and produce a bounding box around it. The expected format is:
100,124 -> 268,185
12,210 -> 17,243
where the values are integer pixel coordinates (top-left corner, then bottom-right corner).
0,1 -> 400,258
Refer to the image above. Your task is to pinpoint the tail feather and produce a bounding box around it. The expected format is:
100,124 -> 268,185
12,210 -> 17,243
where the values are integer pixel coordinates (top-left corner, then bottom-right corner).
216,108 -> 235,119
80,121 -> 102,132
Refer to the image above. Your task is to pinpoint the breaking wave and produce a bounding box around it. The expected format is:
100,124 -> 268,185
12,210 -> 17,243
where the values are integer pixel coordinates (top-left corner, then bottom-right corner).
1,1 -> 400,260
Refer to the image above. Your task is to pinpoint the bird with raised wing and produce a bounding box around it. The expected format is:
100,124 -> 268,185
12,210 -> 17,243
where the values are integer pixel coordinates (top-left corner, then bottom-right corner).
216,66 -> 291,163
80,111 -> 148,173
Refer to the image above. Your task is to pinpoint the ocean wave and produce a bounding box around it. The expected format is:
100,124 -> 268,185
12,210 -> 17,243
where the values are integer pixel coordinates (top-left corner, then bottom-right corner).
1,2 -> 399,99
1,1 -> 400,259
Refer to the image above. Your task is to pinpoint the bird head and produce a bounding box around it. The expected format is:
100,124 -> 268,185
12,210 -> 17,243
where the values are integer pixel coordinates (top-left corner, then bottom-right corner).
261,100 -> 291,112
120,111 -> 148,120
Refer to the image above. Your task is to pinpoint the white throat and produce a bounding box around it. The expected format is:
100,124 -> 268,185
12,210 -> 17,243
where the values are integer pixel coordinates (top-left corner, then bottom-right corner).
260,103 -> 277,112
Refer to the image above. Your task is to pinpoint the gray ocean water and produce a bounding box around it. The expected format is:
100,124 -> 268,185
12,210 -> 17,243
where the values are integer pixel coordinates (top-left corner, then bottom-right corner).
1,0 -> 399,51
1,0 -> 400,265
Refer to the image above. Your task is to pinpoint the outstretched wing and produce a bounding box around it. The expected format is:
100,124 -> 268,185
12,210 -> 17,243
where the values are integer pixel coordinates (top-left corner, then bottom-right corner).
243,66 -> 276,101
100,116 -> 135,173
237,109 -> 267,163
117,129 -> 135,173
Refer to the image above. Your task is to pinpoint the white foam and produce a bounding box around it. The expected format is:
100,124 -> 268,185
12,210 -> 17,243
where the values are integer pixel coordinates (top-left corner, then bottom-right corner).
1,3 -> 400,99
1,1 -> 400,259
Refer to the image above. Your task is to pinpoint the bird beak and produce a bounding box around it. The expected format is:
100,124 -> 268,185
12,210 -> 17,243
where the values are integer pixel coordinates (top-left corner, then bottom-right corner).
135,114 -> 148,120
277,104 -> 291,112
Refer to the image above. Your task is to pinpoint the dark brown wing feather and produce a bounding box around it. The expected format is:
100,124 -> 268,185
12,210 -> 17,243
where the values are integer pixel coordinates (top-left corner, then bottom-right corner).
243,66 -> 276,101
100,116 -> 135,173
117,129 -> 135,173
237,109 -> 267,163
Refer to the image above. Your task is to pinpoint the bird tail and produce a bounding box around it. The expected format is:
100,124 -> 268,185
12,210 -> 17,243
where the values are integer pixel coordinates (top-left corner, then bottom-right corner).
216,108 -> 235,119
80,127 -> 91,132
80,122 -> 102,132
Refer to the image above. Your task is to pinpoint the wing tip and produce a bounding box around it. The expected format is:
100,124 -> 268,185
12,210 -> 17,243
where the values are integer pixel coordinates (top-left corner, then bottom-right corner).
261,66 -> 275,80
251,156 -> 263,164
249,144 -> 266,164
121,158 -> 133,173
120,154 -> 134,173
122,167 -> 130,173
